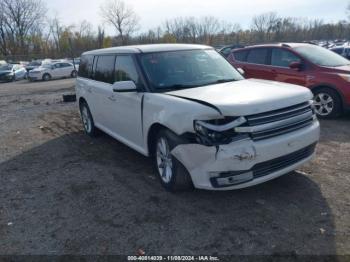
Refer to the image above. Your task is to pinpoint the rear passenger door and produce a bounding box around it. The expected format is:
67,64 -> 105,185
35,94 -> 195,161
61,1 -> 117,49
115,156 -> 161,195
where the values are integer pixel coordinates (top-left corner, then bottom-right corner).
269,48 -> 307,87
105,55 -> 144,151
241,48 -> 275,80
90,55 -> 116,128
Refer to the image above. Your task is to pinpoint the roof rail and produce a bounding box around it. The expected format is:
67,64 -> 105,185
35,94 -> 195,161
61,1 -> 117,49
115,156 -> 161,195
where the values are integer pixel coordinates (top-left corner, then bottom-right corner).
281,43 -> 291,48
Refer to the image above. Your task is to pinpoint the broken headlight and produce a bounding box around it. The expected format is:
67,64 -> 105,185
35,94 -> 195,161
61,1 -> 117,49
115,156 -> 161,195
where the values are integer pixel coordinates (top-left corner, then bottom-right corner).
194,116 -> 248,146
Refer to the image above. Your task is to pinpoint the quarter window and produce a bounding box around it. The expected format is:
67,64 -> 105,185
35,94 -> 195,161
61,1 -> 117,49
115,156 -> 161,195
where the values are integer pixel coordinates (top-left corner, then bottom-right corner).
94,55 -> 116,84
271,49 -> 301,67
246,48 -> 268,65
79,55 -> 94,78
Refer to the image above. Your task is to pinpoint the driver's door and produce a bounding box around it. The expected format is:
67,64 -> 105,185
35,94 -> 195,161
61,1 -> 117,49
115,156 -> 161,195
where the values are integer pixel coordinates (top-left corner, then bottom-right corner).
52,63 -> 63,78
105,55 -> 144,151
269,48 -> 307,87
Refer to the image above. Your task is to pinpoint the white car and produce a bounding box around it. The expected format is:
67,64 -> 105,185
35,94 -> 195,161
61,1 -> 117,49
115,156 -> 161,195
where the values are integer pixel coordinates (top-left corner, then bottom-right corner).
28,62 -> 77,81
76,44 -> 320,192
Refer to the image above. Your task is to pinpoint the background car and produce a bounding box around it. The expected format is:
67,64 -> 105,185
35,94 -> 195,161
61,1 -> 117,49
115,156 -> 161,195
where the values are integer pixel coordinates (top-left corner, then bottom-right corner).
28,62 -> 78,81
25,60 -> 42,72
219,44 -> 245,58
330,46 -> 350,60
0,64 -> 27,82
228,43 -> 350,118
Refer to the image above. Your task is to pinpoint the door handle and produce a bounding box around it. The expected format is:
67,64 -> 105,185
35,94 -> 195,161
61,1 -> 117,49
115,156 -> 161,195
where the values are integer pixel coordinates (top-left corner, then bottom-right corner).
108,95 -> 116,101
87,87 -> 92,93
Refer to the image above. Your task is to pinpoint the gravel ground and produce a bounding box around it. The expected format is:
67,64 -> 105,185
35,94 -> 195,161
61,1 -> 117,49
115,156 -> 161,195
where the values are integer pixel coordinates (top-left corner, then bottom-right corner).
0,79 -> 349,256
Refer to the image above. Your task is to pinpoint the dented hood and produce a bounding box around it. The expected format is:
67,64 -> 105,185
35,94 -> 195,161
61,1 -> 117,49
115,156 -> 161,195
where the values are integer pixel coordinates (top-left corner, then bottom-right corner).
166,79 -> 313,116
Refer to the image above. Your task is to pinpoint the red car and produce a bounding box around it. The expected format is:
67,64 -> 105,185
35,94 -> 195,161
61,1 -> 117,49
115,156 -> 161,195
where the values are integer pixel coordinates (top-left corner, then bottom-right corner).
228,43 -> 350,118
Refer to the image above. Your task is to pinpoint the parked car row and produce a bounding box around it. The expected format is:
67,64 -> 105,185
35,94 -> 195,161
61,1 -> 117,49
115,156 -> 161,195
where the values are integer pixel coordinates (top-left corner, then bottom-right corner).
227,43 -> 350,118
76,44 -> 320,192
0,60 -> 78,83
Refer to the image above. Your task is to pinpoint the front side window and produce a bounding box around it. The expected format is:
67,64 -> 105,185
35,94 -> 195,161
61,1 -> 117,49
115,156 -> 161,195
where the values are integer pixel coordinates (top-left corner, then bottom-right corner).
115,56 -> 142,87
294,45 -> 350,67
246,48 -> 269,65
94,55 -> 116,84
234,50 -> 248,62
61,63 -> 71,68
271,48 -> 301,67
140,49 -> 243,91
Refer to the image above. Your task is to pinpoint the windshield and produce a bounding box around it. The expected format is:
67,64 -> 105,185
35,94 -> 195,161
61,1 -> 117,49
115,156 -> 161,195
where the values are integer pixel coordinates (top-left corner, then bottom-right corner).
28,61 -> 41,66
295,45 -> 350,67
0,65 -> 12,71
140,49 -> 244,91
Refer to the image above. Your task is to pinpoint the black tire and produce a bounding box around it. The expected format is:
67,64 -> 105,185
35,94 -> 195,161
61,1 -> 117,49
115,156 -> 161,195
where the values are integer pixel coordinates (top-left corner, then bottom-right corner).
71,70 -> 77,78
42,73 -> 51,81
153,129 -> 193,192
79,101 -> 98,137
313,87 -> 342,119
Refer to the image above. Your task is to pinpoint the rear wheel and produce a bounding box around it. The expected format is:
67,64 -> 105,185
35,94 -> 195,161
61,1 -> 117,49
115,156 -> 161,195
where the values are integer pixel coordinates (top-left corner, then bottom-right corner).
71,70 -> 77,78
313,88 -> 342,118
154,129 -> 193,192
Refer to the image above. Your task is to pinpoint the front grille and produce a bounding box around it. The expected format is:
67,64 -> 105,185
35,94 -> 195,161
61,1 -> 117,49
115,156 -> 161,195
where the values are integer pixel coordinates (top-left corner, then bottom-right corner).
253,143 -> 316,178
246,102 -> 312,126
240,102 -> 315,141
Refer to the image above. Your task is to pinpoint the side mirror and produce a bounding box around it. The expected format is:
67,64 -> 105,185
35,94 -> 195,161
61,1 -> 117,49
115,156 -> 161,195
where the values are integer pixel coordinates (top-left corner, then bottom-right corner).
112,81 -> 137,93
289,61 -> 302,71
237,68 -> 245,75
51,66 -> 55,70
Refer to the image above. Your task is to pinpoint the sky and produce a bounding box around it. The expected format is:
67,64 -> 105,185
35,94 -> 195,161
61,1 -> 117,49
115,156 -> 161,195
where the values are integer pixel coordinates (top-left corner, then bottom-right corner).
46,0 -> 349,33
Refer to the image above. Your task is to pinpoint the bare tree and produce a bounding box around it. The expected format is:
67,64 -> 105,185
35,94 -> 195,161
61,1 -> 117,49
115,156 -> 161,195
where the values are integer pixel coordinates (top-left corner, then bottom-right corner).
1,0 -> 47,55
100,0 -> 140,45
97,26 -> 105,48
48,16 -> 64,53
251,12 -> 279,42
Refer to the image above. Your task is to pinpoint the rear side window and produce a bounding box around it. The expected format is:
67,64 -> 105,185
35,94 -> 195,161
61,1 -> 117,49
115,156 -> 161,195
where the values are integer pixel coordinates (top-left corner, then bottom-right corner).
271,48 -> 301,67
79,55 -> 94,78
234,50 -> 248,62
246,48 -> 269,65
115,56 -> 143,87
94,55 -> 116,84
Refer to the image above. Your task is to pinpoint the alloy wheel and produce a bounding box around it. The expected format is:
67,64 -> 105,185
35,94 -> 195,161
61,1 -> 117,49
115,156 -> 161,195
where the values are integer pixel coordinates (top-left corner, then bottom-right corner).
81,105 -> 92,133
156,137 -> 173,183
313,93 -> 334,116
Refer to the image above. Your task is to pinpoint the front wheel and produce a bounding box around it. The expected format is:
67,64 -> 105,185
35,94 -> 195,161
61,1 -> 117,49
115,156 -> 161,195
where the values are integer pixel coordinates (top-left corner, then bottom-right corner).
313,88 -> 342,118
154,130 -> 193,192
71,70 -> 77,78
42,73 -> 51,81
79,101 -> 98,137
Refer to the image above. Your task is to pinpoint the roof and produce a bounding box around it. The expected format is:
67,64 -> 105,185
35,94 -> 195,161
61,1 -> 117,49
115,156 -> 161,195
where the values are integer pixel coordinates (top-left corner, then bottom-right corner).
83,44 -> 212,55
238,43 -> 314,49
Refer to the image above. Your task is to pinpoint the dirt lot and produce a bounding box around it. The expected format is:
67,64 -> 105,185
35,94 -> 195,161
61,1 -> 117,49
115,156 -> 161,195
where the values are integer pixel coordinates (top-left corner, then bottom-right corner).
0,79 -> 349,256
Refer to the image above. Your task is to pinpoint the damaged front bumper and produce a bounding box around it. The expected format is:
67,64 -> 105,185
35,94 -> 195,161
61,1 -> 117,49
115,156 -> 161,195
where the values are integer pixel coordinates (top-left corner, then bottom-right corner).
171,120 -> 320,190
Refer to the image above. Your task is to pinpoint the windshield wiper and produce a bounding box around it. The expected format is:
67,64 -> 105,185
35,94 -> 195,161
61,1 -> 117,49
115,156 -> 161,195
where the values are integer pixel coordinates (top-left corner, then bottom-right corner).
212,79 -> 236,84
159,84 -> 198,91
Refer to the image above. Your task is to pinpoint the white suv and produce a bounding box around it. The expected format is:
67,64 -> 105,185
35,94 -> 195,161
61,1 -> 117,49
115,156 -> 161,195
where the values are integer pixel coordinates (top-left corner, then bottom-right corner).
28,62 -> 77,81
76,44 -> 320,192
